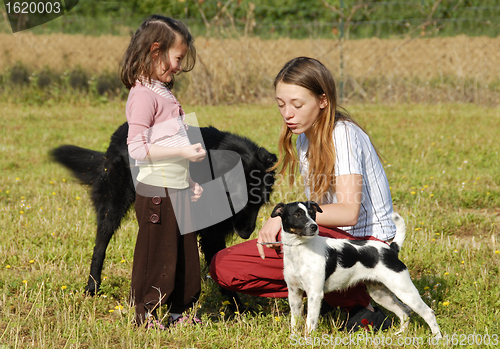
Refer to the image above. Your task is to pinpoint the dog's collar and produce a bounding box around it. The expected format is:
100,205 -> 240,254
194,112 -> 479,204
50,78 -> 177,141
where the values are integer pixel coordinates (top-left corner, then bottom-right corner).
257,241 -> 301,247
281,240 -> 308,247
257,241 -> 282,246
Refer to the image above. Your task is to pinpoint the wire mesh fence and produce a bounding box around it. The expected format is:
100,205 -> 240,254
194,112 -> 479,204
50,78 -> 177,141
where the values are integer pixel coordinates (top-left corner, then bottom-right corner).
1,1 -> 499,105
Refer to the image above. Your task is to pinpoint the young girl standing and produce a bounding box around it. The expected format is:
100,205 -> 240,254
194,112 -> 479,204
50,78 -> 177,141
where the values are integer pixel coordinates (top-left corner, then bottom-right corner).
210,57 -> 396,332
120,15 -> 205,328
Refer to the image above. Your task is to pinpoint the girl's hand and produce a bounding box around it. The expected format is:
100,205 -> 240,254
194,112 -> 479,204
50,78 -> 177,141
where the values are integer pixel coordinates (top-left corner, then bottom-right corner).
190,181 -> 203,202
257,216 -> 282,260
183,143 -> 206,162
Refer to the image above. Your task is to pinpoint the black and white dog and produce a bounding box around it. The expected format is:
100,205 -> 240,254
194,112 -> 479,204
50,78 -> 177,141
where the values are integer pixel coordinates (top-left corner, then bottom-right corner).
52,122 -> 277,302
271,201 -> 441,338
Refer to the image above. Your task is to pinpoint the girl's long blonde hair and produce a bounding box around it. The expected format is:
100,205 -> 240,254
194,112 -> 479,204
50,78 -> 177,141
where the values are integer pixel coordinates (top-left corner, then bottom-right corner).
272,57 -> 360,202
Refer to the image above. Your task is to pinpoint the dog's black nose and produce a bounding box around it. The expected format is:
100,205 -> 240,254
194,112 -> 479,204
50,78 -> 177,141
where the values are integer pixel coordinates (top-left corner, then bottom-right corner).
309,224 -> 318,234
305,224 -> 318,236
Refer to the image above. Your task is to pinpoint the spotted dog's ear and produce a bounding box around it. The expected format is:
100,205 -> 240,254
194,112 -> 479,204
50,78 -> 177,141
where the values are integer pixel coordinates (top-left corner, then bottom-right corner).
271,203 -> 286,218
308,201 -> 323,214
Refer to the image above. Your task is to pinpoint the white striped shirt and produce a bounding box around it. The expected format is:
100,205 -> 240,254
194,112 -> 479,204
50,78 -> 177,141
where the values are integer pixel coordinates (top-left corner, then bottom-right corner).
297,120 -> 396,241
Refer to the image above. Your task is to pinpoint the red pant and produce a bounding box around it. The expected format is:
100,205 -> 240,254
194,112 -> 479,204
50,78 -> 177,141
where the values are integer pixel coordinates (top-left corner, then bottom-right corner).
210,226 -> 385,310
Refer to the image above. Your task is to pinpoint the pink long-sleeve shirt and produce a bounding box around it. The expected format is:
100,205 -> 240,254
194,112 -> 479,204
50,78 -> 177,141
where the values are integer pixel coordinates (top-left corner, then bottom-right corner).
126,80 -> 187,160
126,80 -> 191,189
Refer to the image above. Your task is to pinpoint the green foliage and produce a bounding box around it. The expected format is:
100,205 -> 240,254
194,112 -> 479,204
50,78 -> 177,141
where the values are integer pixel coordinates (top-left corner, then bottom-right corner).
7,0 -> 500,38
0,63 -> 127,105
3,61 -> 500,107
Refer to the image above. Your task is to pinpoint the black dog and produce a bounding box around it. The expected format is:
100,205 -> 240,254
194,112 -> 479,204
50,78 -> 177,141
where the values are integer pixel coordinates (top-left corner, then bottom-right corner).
51,122 -> 277,303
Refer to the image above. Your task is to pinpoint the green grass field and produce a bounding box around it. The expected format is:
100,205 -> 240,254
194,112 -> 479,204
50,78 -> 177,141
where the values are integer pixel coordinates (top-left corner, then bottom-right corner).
1,100 -> 500,348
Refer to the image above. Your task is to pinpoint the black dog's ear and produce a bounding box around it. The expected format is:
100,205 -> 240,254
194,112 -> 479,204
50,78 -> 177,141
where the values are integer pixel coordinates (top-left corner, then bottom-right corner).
308,201 -> 323,214
257,147 -> 278,168
271,203 -> 285,218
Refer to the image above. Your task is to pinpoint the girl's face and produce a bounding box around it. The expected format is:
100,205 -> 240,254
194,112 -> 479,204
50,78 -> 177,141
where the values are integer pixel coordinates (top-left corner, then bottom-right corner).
151,36 -> 188,83
275,82 -> 327,136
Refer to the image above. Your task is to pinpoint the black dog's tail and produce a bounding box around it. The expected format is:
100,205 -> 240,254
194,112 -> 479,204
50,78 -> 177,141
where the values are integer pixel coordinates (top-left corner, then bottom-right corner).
390,212 -> 406,254
51,145 -> 105,185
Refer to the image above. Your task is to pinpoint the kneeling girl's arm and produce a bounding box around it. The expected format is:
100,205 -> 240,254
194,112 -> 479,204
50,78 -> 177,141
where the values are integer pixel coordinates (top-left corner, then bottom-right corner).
315,173 -> 362,228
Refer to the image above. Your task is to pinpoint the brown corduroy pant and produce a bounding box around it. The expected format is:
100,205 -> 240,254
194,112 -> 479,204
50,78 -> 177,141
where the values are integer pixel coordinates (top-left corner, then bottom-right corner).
130,183 -> 201,326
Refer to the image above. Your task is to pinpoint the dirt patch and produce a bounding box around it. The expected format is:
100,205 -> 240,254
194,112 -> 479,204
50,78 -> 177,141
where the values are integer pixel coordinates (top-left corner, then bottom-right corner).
451,208 -> 500,246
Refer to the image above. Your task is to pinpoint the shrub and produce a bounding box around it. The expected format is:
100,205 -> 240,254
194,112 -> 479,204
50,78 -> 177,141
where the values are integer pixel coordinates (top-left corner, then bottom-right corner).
10,64 -> 29,85
96,72 -> 122,96
69,68 -> 89,91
